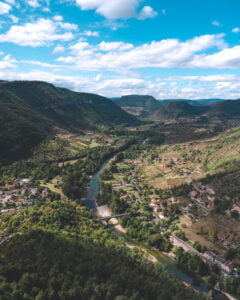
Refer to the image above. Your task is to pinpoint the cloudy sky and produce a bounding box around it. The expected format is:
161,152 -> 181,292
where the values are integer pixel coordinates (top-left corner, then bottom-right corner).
0,0 -> 240,99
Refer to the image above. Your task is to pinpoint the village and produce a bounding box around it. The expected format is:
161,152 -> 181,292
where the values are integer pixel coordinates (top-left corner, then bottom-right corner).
0,177 -> 58,213
101,149 -> 240,279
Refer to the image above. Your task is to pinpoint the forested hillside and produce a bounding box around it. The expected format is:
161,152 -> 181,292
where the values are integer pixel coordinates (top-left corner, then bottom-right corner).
0,81 -> 138,163
0,201 -> 203,300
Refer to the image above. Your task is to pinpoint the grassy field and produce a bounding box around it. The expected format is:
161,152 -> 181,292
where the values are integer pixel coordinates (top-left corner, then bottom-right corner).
138,127 -> 240,190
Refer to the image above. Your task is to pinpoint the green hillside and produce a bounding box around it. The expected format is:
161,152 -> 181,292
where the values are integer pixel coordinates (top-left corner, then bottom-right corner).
0,201 -> 202,300
148,99 -> 240,121
151,101 -> 208,119
0,81 -> 139,163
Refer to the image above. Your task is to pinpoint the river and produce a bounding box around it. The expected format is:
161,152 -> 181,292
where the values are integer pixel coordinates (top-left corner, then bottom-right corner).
83,157 -> 209,294
83,157 -> 115,210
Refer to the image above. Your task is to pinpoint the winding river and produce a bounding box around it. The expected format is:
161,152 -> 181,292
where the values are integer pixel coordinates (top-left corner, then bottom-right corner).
83,157 -> 209,293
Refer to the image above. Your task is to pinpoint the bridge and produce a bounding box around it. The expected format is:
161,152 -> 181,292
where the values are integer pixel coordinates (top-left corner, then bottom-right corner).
97,213 -> 129,227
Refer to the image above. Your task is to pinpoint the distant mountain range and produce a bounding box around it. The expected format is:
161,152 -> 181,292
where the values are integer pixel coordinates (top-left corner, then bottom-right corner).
148,99 -> 240,121
113,94 -> 239,121
0,81 -> 138,162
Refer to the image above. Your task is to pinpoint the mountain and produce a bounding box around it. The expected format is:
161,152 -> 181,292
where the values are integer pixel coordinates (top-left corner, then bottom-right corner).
0,81 -> 139,162
114,95 -> 228,117
207,99 -> 240,118
147,99 -> 240,121
150,101 -> 208,120
114,95 -> 162,116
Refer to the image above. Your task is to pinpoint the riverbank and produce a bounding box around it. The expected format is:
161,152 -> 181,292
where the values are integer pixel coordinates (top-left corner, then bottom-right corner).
97,205 -> 158,263
96,204 -> 126,233
85,155 -> 210,294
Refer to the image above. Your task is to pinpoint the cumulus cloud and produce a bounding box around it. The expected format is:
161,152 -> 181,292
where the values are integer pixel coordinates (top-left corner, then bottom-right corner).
138,6 -> 158,20
82,30 -> 99,37
9,14 -> 19,23
53,15 -> 63,21
56,34 -> 232,73
27,0 -> 40,8
0,54 -> 16,70
0,18 -> 75,47
75,0 -> 157,20
193,46 -> 240,69
52,45 -> 65,54
0,1 -> 11,14
2,68 -> 240,99
98,41 -> 133,51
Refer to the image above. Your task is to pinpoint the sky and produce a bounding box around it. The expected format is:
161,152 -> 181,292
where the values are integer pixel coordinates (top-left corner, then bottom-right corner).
0,0 -> 240,99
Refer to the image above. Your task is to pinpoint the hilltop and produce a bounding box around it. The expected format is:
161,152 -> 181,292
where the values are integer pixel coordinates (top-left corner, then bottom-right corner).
114,95 -> 162,116
147,99 -> 240,122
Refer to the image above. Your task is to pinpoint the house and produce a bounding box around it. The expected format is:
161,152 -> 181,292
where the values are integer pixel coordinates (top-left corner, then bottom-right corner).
154,205 -> 161,213
21,188 -> 27,196
206,187 -> 215,195
42,188 -> 50,197
207,195 -> 215,202
151,198 -> 157,204
203,251 -> 233,274
231,205 -> 240,215
29,188 -> 39,195
221,261 -> 234,274
189,190 -> 198,198
170,196 -> 177,203
21,178 -> 30,183
203,251 -> 216,263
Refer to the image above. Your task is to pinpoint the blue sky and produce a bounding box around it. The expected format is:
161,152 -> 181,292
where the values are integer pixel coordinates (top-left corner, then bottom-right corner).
0,0 -> 240,99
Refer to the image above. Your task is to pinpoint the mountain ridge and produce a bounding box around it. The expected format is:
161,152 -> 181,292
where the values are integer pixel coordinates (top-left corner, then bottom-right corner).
0,80 -> 139,162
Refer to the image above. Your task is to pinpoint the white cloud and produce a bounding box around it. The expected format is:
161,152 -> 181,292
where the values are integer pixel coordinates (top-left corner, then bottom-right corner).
98,41 -> 133,51
53,15 -> 63,21
27,0 -> 40,8
138,6 -> 158,20
193,46 -> 240,69
0,1 -> 11,14
232,27 -> 240,33
0,54 -> 16,70
167,74 -> 240,83
212,20 -> 222,27
82,30 -> 99,37
57,34 -> 230,73
0,18 -> 75,47
20,59 -> 60,69
59,22 -> 78,31
52,15 -> 78,30
1,67 -> 240,99
75,0 -> 157,20
5,0 -> 15,4
9,14 -> 19,23
52,45 -> 65,54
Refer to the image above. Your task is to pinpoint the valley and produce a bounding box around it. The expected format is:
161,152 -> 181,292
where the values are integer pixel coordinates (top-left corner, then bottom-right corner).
0,81 -> 240,299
